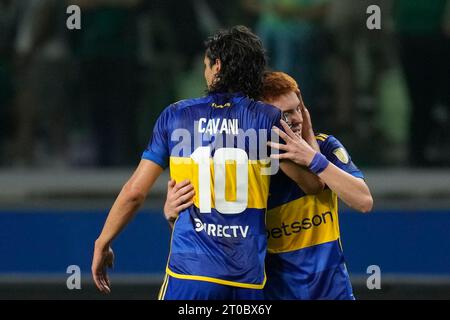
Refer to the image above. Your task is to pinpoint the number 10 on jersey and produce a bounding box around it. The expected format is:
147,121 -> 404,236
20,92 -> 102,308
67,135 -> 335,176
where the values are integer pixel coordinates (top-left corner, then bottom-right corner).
190,147 -> 248,214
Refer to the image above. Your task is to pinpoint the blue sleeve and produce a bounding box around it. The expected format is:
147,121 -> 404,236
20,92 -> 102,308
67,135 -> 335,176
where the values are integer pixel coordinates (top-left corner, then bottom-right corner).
319,135 -> 364,179
141,106 -> 173,169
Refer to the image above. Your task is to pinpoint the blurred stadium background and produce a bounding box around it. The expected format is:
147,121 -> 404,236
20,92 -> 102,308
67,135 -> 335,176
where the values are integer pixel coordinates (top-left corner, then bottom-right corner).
0,0 -> 449,299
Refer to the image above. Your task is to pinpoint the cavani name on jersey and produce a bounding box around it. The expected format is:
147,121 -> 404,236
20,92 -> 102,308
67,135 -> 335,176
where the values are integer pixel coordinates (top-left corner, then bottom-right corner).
143,92 -> 281,289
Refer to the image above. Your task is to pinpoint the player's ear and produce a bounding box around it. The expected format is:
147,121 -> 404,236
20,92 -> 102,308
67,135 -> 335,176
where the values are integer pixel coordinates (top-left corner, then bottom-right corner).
213,58 -> 222,75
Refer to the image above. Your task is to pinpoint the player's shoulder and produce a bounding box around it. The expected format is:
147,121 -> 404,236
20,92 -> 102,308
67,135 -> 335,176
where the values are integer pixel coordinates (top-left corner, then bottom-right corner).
171,95 -> 212,110
250,99 -> 280,114
158,96 -> 213,120
315,133 -> 344,146
316,133 -> 348,151
247,99 -> 281,119
316,133 -> 352,165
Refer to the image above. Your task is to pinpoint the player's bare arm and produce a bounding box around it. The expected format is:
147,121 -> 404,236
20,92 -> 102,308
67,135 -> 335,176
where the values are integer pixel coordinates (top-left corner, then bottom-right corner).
92,159 -> 163,293
269,120 -> 373,213
315,160 -> 373,213
279,161 -> 324,194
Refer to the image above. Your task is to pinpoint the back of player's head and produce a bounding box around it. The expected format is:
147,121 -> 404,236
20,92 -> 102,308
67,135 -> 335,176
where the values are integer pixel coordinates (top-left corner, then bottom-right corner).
261,71 -> 301,103
205,25 -> 266,100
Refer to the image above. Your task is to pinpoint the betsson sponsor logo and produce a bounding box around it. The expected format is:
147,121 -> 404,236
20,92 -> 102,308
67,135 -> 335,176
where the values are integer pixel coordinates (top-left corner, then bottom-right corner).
267,211 -> 334,239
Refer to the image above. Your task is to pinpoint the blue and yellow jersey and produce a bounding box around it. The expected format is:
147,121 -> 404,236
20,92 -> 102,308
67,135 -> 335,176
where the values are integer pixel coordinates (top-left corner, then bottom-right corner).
143,92 -> 281,289
264,134 -> 364,300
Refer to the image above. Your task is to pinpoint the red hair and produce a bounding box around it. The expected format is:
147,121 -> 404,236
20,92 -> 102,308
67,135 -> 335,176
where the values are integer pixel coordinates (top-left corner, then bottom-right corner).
261,71 -> 301,102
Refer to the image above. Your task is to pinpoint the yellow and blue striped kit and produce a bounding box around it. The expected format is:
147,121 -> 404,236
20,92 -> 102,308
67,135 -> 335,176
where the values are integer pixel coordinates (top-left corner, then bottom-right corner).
265,134 -> 364,300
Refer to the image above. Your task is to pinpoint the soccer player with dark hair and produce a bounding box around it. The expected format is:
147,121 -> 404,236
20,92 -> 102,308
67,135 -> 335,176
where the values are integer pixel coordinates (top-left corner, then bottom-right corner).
91,26 -> 315,300
165,71 -> 373,300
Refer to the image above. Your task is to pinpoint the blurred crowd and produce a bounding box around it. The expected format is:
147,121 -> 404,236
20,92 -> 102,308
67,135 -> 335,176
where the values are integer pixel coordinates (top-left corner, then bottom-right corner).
0,0 -> 449,168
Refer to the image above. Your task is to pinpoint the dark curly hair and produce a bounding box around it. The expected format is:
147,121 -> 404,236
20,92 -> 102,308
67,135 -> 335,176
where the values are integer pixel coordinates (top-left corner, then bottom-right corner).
205,25 -> 266,100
